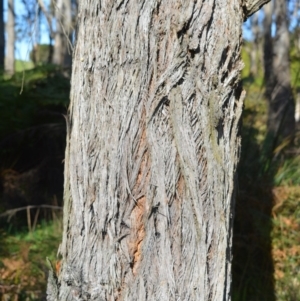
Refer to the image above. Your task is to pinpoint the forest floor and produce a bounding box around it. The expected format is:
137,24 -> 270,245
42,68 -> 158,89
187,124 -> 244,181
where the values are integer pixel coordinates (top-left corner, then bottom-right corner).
232,77 -> 300,301
0,218 -> 62,300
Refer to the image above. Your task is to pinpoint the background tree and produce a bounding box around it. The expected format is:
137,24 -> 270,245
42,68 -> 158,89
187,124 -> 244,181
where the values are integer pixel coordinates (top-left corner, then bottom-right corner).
36,0 -> 55,63
53,0 -> 73,67
47,1 -> 270,300
0,0 -> 4,69
263,0 -> 273,98
265,0 -> 295,153
5,0 -> 15,74
248,13 -> 261,77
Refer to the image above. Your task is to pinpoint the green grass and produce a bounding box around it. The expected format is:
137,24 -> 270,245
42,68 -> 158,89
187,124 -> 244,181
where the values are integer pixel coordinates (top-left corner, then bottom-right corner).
272,187 -> 300,301
0,219 -> 62,300
15,60 -> 35,72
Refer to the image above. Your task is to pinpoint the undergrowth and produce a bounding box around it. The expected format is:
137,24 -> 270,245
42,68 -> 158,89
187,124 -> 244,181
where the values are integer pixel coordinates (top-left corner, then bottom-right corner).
0,218 -> 62,301
0,64 -> 68,300
232,52 -> 300,300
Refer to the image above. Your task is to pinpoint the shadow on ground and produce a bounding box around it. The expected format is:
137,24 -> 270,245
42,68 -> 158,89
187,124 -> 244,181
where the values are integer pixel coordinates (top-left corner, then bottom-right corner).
232,119 -> 275,300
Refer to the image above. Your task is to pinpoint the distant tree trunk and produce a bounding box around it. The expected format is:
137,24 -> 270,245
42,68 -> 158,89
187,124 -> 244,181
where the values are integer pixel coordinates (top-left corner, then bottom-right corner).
47,1 -> 270,300
53,0 -> 72,67
263,1 -> 273,98
5,0 -> 15,75
266,0 -> 295,150
0,0 -> 4,70
249,13 -> 260,77
37,0 -> 55,64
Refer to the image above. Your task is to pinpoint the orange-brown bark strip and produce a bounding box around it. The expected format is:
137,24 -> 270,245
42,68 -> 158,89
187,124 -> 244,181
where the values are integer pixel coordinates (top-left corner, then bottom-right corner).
130,196 -> 146,276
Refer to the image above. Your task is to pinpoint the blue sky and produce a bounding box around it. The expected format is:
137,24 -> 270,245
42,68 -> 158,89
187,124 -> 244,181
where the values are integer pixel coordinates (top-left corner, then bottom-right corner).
4,0 -> 51,60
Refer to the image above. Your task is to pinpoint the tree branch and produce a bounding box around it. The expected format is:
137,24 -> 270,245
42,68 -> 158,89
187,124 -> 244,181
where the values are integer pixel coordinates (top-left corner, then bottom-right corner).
37,0 -> 54,37
242,0 -> 271,20
0,205 -> 62,220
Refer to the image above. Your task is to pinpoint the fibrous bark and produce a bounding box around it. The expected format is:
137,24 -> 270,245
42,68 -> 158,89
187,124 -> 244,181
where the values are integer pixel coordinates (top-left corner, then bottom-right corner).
48,0 -> 269,300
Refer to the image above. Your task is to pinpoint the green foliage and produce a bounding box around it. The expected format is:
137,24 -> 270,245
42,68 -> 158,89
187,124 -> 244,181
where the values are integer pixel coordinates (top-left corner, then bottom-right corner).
241,41 -> 265,87
0,64 -> 69,181
274,155 -> 300,186
0,219 -> 62,300
290,40 -> 300,90
0,65 -> 69,137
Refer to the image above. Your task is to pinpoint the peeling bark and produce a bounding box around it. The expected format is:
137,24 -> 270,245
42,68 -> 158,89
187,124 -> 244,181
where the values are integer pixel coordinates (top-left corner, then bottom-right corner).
48,0 -> 269,300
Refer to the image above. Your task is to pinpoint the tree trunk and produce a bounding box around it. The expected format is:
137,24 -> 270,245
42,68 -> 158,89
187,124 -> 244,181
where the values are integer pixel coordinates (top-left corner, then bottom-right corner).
0,0 -> 4,70
266,0 -> 295,150
249,13 -> 260,77
47,1 -> 269,300
263,1 -> 273,99
53,0 -> 72,67
5,0 -> 15,75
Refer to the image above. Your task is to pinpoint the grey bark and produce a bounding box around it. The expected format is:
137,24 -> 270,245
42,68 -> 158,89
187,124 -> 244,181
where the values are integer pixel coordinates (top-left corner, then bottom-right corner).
5,0 -> 15,75
53,0 -> 72,67
0,0 -> 4,70
266,0 -> 295,148
48,1 -> 269,300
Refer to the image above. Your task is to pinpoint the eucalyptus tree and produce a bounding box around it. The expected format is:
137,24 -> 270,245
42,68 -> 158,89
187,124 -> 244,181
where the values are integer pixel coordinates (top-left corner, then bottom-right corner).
47,1 -> 270,300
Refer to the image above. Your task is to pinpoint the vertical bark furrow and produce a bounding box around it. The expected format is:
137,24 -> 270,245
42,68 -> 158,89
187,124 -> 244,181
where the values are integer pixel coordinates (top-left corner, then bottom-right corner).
54,0 -> 246,300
